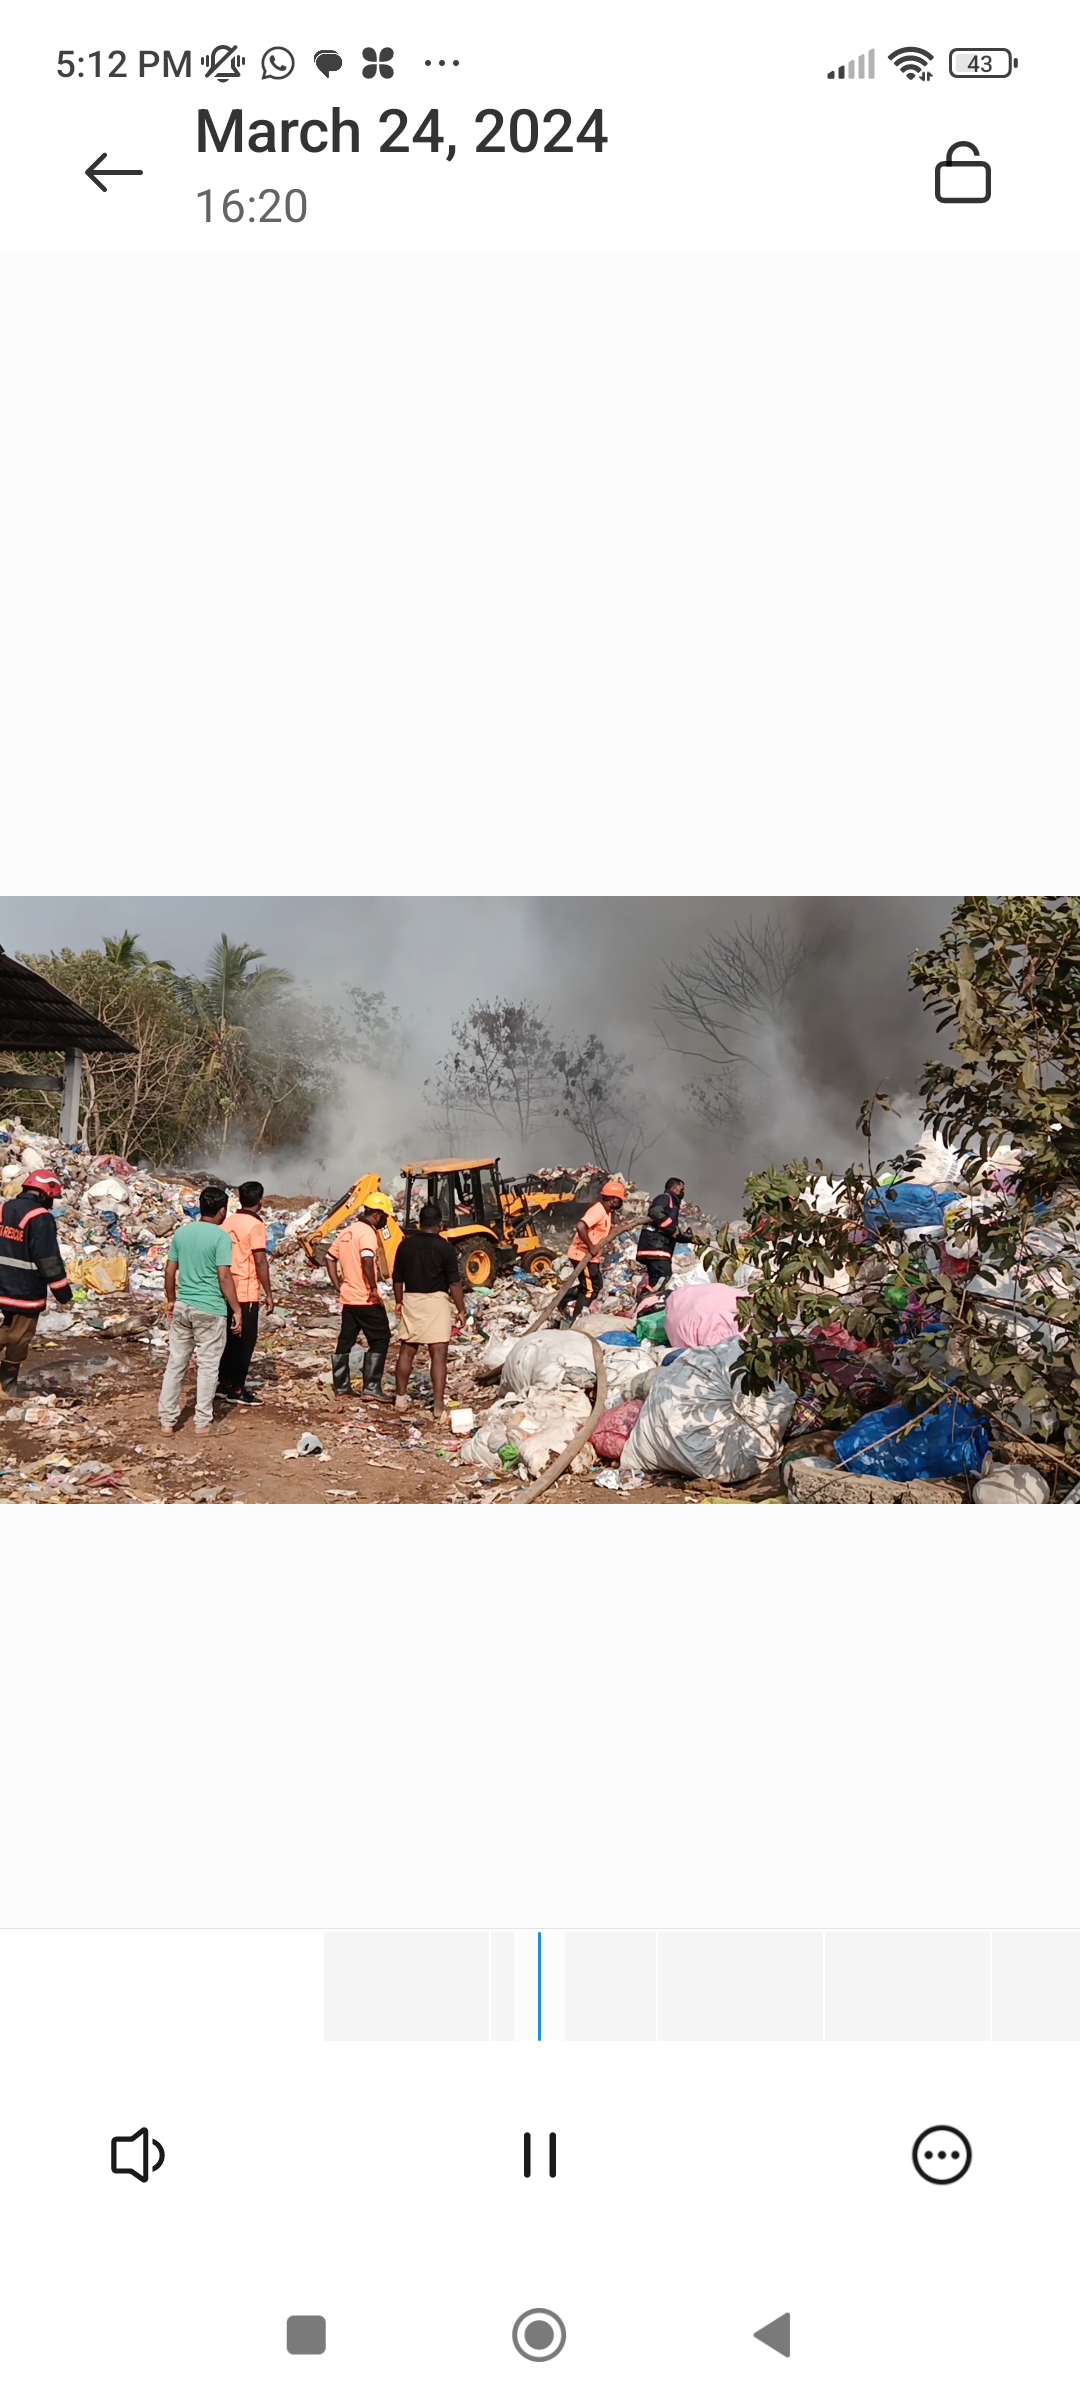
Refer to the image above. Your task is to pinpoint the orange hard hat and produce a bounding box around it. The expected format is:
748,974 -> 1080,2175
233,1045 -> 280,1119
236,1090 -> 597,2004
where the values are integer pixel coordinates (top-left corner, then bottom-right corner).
601,1179 -> 626,1200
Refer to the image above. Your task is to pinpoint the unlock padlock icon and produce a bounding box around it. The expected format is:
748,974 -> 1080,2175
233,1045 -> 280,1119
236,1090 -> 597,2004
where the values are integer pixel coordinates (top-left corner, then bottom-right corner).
935,139 -> 992,203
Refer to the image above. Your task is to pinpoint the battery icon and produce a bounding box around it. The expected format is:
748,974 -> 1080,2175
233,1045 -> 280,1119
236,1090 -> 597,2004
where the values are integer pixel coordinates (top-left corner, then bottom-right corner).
949,48 -> 1017,76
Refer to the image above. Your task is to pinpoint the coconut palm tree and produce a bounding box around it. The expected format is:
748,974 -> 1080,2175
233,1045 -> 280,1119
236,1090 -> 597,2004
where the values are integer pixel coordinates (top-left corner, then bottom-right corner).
179,936 -> 294,1161
189,935 -> 293,1032
101,930 -> 174,973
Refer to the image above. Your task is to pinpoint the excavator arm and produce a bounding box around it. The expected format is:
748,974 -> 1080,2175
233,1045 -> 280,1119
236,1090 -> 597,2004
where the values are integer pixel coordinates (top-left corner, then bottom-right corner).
299,1173 -> 402,1276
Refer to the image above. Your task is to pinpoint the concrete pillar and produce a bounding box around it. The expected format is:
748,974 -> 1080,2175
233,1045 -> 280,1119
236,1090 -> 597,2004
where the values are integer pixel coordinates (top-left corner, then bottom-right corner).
59,1049 -> 83,1146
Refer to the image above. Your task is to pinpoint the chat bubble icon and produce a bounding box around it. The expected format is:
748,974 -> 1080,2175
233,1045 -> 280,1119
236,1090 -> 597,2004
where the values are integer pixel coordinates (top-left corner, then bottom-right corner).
315,49 -> 343,77
261,46 -> 295,79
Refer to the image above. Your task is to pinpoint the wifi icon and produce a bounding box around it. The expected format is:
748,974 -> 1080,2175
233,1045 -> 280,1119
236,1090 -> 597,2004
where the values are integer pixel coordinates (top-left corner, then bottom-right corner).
889,45 -> 934,79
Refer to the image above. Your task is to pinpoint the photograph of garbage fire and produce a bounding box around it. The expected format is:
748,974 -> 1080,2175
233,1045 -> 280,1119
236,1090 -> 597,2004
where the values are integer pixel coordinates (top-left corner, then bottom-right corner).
1,894 -> 1077,1507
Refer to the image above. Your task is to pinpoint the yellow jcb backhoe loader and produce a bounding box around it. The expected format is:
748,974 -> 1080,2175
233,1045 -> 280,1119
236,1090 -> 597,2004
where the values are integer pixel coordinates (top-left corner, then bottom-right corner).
299,1172 -> 403,1278
400,1156 -> 569,1289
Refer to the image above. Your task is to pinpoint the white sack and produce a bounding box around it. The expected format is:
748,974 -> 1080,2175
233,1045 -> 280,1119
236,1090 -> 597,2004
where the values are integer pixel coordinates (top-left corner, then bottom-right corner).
974,1462 -> 1050,1504
500,1329 -> 597,1394
622,1339 -> 796,1483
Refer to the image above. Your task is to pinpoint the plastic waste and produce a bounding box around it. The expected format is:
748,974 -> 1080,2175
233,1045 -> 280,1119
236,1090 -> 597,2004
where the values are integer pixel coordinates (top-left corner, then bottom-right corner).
665,1283 -> 741,1349
974,1461 -> 1050,1504
500,1329 -> 596,1394
623,1340 -> 796,1482
862,1183 -> 948,1236
594,1465 -> 644,1493
519,1397 -> 592,1476
449,1408 -> 475,1435
834,1396 -> 991,1480
296,1431 -> 324,1456
72,1253 -> 129,1295
591,1400 -> 645,1461
635,1309 -> 667,1347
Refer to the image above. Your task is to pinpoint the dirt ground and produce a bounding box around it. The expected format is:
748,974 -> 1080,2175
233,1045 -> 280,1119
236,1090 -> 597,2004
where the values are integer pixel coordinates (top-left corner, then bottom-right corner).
0,1309 -> 779,1506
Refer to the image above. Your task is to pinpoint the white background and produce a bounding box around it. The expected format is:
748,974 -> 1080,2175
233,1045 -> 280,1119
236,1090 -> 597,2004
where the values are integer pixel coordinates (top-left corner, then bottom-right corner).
1,251 -> 1077,846
0,6 -> 1064,252
0,1543 -> 1075,1929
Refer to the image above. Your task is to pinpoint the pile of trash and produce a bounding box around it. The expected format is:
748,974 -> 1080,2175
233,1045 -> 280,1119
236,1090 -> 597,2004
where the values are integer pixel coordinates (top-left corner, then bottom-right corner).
6,1118 -> 1076,1505
0,1119 -> 325,1357
432,1131 -> 1080,1503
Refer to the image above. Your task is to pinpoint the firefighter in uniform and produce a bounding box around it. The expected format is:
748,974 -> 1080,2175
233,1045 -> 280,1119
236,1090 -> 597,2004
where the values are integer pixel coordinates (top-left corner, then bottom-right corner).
0,1169 -> 73,1394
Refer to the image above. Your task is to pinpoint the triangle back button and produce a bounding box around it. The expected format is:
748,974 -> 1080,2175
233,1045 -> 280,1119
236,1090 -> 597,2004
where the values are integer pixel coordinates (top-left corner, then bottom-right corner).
754,2313 -> 791,2358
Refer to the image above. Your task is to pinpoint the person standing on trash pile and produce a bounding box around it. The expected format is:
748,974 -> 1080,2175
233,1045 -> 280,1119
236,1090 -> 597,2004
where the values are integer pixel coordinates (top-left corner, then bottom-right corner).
392,1201 -> 466,1422
0,1169 -> 74,1396
326,1194 -> 395,1403
635,1175 -> 686,1294
159,1185 -> 241,1436
558,1178 -> 626,1321
218,1179 -> 274,1406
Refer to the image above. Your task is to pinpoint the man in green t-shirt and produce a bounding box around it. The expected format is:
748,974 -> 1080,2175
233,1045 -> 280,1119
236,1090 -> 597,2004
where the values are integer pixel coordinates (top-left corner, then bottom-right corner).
158,1185 -> 242,1434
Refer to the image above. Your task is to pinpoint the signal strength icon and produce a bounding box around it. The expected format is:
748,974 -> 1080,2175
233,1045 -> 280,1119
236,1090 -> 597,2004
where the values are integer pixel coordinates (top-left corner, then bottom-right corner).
889,45 -> 934,79
827,48 -> 874,78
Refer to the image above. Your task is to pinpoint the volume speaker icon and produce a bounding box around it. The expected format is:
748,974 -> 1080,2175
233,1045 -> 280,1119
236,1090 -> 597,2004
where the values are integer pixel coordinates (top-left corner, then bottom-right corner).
827,48 -> 874,78
111,2127 -> 165,2182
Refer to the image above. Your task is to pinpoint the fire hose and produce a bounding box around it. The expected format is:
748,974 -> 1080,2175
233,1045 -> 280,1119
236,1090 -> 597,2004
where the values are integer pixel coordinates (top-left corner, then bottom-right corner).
510,1216 -> 648,1504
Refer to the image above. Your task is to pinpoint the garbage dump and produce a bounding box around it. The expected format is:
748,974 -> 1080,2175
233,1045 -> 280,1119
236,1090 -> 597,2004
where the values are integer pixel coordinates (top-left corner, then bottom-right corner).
1,1109 -> 1078,1504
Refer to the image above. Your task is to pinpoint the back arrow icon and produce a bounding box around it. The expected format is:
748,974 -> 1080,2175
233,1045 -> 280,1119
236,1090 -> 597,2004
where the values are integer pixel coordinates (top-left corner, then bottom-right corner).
85,152 -> 144,193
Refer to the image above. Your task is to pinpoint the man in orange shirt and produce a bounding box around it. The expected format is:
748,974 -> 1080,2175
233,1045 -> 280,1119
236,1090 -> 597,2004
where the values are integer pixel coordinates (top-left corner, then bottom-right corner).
218,1178 -> 274,1404
327,1194 -> 394,1401
557,1178 -> 626,1321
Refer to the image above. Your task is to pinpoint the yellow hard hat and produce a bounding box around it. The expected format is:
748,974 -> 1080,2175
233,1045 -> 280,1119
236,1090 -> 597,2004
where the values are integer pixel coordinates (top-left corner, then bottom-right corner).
366,1192 -> 395,1217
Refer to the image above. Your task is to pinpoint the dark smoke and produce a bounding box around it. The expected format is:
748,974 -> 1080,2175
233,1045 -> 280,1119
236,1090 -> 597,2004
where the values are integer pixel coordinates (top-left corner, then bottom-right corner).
5,895 -> 959,1217
784,898 -> 950,1113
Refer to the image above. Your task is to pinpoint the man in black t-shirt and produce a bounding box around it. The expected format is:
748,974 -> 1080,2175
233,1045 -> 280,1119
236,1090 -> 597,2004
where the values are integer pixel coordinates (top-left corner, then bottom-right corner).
392,1202 -> 467,1421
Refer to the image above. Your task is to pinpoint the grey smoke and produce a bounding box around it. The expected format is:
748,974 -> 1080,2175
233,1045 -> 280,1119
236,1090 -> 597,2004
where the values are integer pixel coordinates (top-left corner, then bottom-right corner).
5,895 -> 957,1214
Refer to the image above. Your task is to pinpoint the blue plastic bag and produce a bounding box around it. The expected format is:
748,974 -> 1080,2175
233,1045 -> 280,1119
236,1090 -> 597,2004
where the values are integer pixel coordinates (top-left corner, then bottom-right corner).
599,1330 -> 639,1348
862,1183 -> 948,1236
834,1396 -> 991,1481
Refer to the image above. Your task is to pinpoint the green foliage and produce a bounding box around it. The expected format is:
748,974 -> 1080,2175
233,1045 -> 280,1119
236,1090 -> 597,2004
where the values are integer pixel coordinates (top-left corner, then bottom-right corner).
180,935 -> 293,1032
704,1160 -> 897,1426
4,950 -> 204,1161
911,895 -> 1080,1199
3,938 -> 355,1168
707,1175 -> 1080,1464
904,895 -> 1080,1458
101,930 -> 174,973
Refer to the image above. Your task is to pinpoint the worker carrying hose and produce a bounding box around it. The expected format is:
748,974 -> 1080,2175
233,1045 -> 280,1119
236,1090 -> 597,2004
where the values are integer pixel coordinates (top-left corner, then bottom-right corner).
635,1174 -> 685,1295
557,1178 -> 626,1322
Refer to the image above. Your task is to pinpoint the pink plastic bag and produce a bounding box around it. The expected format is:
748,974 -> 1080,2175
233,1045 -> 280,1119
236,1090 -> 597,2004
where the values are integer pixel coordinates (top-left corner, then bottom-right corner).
665,1282 -> 742,1349
591,1400 -> 645,1461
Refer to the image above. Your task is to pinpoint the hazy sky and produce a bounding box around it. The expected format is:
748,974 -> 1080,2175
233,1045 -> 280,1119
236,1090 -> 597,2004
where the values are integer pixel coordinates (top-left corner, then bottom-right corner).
4,897 -> 955,1207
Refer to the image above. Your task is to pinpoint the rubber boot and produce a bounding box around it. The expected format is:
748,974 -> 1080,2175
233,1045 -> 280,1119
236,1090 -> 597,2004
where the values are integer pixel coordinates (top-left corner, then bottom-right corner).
331,1350 -> 353,1396
363,1345 -> 389,1400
